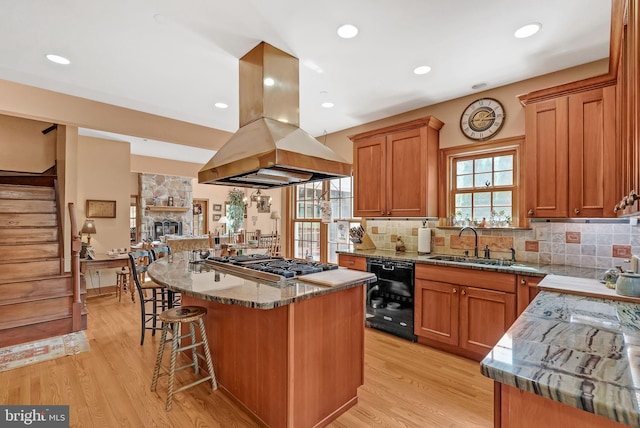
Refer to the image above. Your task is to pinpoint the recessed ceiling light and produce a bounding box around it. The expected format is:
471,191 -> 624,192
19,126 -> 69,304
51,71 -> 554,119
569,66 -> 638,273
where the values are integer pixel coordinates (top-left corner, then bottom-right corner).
514,23 -> 542,39
471,82 -> 487,90
264,77 -> 275,86
321,102 -> 334,108
45,54 -> 70,65
337,24 -> 358,39
153,13 -> 167,24
413,65 -> 431,75
214,102 -> 228,109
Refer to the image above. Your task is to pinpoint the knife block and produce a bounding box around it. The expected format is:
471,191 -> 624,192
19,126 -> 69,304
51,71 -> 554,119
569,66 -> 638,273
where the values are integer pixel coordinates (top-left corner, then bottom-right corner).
354,233 -> 376,250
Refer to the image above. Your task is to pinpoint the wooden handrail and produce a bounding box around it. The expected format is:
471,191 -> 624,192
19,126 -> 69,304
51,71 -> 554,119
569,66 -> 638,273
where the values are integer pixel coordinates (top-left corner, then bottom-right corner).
68,202 -> 83,331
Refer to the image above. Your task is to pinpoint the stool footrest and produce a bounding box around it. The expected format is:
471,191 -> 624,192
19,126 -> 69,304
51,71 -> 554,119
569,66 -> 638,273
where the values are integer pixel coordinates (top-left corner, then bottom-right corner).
172,375 -> 214,394
176,341 -> 205,353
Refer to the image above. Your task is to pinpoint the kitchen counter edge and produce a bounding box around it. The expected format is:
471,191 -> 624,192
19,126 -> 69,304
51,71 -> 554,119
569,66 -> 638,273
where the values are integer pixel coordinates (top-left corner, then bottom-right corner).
337,249 -> 604,280
148,254 -> 376,310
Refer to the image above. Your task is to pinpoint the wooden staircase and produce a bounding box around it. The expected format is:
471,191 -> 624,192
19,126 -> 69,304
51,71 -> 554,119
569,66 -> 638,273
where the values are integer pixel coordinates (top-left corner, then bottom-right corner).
0,174 -> 85,348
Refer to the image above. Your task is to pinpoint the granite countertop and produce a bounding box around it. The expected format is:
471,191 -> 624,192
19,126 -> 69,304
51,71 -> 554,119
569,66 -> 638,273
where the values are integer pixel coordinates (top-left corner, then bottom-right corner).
480,290 -> 640,427
337,249 -> 605,280
147,252 -> 376,310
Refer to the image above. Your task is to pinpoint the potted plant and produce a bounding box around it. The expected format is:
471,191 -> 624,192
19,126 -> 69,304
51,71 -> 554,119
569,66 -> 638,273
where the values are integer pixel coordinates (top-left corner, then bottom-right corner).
227,188 -> 245,234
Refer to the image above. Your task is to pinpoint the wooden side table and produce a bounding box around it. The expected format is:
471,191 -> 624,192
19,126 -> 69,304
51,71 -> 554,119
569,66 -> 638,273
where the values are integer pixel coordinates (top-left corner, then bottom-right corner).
80,255 -> 132,300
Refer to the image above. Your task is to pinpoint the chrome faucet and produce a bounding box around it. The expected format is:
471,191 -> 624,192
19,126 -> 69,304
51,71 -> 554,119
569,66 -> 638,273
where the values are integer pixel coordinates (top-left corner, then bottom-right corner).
459,226 -> 478,258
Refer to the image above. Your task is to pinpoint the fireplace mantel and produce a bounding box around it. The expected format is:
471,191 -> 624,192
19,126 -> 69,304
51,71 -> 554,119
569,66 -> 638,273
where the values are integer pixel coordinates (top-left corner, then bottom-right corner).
147,206 -> 190,212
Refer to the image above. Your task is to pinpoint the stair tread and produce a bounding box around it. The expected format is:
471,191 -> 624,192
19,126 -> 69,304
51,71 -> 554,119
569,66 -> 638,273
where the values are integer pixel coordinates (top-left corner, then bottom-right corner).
0,291 -> 74,307
0,313 -> 73,331
0,272 -> 69,285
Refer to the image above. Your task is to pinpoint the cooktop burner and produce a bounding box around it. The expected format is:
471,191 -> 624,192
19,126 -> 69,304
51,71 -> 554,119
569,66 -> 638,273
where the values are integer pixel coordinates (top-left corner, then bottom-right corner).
207,254 -> 338,278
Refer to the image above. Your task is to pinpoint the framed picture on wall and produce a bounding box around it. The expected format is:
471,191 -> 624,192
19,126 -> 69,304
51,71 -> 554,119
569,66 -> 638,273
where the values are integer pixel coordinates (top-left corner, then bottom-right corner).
212,204 -> 222,212
86,199 -> 116,218
213,214 -> 221,221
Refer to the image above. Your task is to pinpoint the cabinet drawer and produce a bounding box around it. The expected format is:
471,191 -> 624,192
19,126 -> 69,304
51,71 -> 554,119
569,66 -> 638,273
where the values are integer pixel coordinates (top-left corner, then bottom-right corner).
337,254 -> 366,271
415,264 -> 516,293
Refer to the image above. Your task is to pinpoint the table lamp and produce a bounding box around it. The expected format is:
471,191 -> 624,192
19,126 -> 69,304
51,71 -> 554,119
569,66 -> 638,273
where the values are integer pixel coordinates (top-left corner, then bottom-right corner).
81,219 -> 97,245
270,211 -> 280,235
218,215 -> 229,235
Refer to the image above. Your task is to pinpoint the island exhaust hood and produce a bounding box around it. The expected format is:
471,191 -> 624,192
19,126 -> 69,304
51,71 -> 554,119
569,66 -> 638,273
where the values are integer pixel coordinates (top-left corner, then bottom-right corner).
198,42 -> 352,189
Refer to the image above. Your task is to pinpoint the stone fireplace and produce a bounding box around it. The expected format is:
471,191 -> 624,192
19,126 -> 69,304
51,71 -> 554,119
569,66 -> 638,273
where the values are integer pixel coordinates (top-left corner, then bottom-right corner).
139,173 -> 193,241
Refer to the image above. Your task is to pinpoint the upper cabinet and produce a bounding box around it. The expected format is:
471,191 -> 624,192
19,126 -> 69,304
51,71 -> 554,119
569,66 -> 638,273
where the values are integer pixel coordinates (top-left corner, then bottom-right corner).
524,86 -> 617,218
349,117 -> 443,218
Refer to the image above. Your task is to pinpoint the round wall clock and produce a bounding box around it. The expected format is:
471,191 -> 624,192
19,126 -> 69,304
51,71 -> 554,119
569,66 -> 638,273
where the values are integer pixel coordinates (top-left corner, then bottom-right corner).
460,98 -> 505,141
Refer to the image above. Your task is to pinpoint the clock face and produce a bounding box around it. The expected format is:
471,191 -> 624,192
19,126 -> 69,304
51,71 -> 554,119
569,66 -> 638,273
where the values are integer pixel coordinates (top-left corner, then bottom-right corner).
460,98 -> 505,141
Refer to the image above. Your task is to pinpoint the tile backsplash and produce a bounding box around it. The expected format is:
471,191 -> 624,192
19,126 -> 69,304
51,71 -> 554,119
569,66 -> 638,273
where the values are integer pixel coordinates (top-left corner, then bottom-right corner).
365,219 -> 640,269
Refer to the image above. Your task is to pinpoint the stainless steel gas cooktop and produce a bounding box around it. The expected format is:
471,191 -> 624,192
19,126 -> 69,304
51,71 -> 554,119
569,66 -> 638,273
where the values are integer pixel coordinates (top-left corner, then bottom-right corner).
206,254 -> 338,281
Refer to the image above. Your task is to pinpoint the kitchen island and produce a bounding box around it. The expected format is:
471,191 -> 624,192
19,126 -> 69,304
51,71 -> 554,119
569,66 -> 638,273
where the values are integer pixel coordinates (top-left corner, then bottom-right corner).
147,253 -> 376,428
481,289 -> 640,428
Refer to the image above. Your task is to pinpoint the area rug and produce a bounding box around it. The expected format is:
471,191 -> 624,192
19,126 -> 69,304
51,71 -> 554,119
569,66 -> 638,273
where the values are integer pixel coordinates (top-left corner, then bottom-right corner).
0,331 -> 90,372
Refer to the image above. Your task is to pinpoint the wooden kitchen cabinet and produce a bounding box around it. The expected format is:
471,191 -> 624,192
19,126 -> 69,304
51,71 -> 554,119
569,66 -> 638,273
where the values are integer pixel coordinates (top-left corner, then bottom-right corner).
459,286 -> 515,356
337,254 -> 366,271
350,116 -> 443,218
524,97 -> 569,218
414,264 -> 516,361
414,279 -> 459,346
516,274 -> 543,316
524,86 -> 617,218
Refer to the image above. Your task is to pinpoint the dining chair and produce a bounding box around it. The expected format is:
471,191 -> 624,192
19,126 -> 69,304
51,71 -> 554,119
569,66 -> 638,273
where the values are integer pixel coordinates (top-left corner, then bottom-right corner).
128,250 -> 169,345
152,245 -> 172,261
152,245 -> 181,307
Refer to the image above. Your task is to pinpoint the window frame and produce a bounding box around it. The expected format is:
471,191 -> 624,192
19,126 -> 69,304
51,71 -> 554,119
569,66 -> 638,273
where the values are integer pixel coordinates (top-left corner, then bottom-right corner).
440,136 -> 524,227
287,177 -> 357,263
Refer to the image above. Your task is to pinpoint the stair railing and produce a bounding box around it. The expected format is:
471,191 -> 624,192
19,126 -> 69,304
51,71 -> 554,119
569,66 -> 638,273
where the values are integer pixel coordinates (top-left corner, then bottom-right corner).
68,202 -> 83,331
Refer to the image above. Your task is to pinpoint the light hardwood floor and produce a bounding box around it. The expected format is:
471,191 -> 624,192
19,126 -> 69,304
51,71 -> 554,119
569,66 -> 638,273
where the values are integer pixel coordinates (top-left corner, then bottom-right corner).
0,294 -> 493,427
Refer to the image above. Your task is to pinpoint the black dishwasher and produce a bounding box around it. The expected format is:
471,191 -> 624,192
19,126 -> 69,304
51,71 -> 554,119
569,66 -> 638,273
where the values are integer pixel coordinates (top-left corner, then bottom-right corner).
366,258 -> 416,342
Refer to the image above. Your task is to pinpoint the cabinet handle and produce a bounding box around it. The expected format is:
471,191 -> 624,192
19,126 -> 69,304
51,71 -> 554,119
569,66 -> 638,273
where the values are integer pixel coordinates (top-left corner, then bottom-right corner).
381,211 -> 385,215
528,209 -> 534,216
347,260 -> 354,265
387,211 -> 391,215
574,208 -> 580,215
462,289 -> 466,295
521,279 -> 527,285
453,288 -> 457,293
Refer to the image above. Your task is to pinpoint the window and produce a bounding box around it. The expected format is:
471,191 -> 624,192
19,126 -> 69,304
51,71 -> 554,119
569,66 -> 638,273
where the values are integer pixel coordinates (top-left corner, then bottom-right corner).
130,195 -> 139,243
291,177 -> 357,263
443,138 -> 522,227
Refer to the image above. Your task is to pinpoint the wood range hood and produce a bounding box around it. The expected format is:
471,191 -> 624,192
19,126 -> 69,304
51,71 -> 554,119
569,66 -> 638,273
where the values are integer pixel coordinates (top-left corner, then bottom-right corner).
198,42 -> 351,189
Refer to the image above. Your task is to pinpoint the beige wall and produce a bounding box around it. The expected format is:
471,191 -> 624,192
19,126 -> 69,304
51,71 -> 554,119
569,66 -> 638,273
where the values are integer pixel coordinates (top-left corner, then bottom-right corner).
191,181 -> 282,236
0,79 -> 232,151
0,114 -> 56,172
77,136 -> 131,253
322,59 -> 609,161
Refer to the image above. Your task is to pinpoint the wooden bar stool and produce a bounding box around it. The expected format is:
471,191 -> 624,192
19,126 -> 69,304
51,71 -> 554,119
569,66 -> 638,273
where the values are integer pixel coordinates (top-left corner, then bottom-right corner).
115,267 -> 133,303
151,306 -> 217,410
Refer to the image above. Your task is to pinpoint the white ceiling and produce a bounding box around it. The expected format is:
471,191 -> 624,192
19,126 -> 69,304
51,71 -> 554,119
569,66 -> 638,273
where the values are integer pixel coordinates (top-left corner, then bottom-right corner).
1,0 -> 611,163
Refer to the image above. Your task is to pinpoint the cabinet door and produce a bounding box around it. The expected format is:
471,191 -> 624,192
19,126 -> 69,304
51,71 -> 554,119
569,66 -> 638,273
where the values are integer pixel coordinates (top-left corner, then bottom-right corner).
568,86 -> 617,218
524,97 -> 569,217
459,286 -> 515,356
516,275 -> 543,316
353,135 -> 386,217
386,128 -> 427,217
414,279 -> 459,346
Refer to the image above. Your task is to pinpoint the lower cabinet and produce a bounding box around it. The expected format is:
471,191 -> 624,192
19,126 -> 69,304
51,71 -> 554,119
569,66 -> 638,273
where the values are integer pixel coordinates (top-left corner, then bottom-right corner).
415,264 -> 516,360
